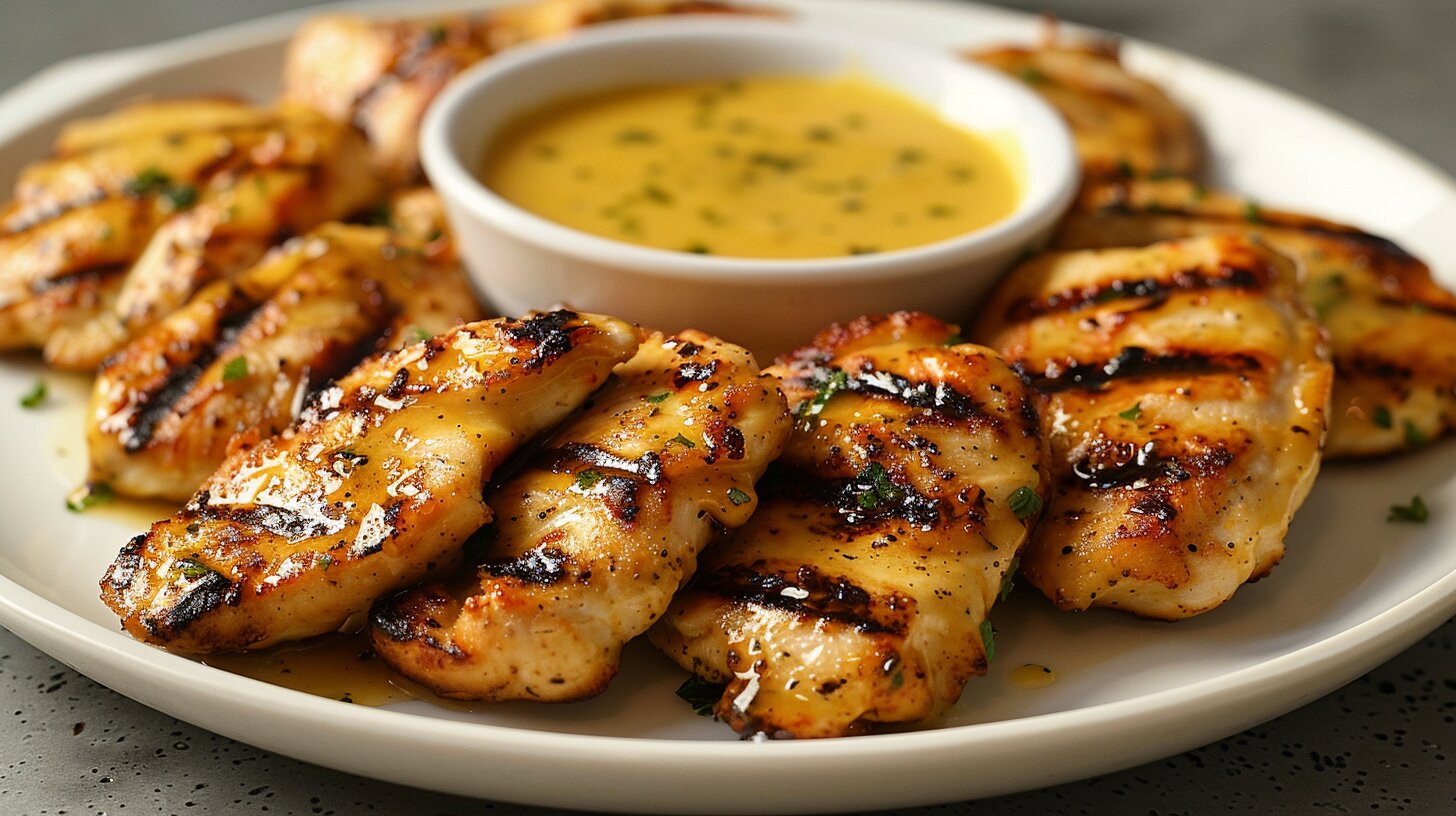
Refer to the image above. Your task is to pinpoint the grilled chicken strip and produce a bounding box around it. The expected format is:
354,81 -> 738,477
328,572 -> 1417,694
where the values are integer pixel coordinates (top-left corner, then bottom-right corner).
650,312 -> 1048,738
370,330 -> 791,701
99,311 -> 641,653
283,1 -> 771,183
0,98 -> 378,370
968,22 -> 1202,180
973,235 -> 1332,619
88,214 -> 483,501
1053,175 -> 1456,458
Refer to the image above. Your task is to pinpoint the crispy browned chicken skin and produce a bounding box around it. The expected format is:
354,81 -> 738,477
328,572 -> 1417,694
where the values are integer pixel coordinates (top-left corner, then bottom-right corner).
651,312 -> 1048,738
370,330 -> 791,701
1054,175 -> 1456,458
974,236 -> 1332,619
100,311 -> 641,653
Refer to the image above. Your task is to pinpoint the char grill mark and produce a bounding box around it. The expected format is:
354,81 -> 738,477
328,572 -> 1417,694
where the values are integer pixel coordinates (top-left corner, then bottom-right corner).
758,469 -> 945,530
1019,346 -> 1264,393
795,364 -> 988,422
549,442 -> 664,485
183,490 -> 350,541
502,309 -> 580,369
692,563 -> 910,636
149,569 -> 238,637
121,299 -> 262,452
1006,264 -> 1267,322
28,263 -> 127,296
484,546 -> 571,585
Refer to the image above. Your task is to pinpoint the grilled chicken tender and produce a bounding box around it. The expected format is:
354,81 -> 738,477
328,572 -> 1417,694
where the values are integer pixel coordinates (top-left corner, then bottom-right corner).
968,24 -> 1202,180
370,331 -> 791,701
0,98 -> 378,370
1054,176 -> 1456,458
282,1 -> 770,183
974,236 -> 1332,619
88,216 -> 483,501
99,311 -> 641,653
650,312 -> 1048,738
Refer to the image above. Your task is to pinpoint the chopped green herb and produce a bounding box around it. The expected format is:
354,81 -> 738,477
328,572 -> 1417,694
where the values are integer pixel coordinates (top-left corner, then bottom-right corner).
806,125 -> 836,142
942,333 -> 964,346
1243,201 -> 1264,224
1411,302 -> 1432,315
1115,159 -> 1135,179
1387,495 -> 1429,523
19,379 -> 46,409
1015,65 -> 1048,85
644,392 -> 671,404
616,128 -> 657,144
642,183 -> 674,205
726,487 -> 752,507
162,184 -> 198,211
1008,485 -> 1042,520
575,469 -> 603,490
1403,419 -> 1428,447
997,555 -> 1021,602
408,325 -> 433,343
851,462 -> 905,511
684,242 -> 711,255
221,356 -> 249,382
65,482 -> 113,513
798,368 -> 849,420
426,23 -> 447,43
1118,402 -> 1143,422
123,167 -> 171,197
979,619 -> 997,662
317,554 -> 336,571
675,676 -> 727,717
1372,405 -> 1393,429
671,433 -> 696,449
174,558 -> 215,580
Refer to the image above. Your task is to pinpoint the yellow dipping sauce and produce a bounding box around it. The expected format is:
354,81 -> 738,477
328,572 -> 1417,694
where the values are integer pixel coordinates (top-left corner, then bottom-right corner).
481,74 -> 1021,259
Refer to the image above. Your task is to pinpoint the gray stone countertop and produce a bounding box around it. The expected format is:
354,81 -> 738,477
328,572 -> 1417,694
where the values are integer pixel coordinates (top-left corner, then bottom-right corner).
1,1 -> 1452,814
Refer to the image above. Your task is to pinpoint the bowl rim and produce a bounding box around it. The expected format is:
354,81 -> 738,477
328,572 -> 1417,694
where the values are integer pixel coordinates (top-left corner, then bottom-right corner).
421,15 -> 1079,283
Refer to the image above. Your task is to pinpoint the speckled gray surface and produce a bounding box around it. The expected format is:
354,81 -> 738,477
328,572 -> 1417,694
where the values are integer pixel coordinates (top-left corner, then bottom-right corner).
2,1 -> 1454,814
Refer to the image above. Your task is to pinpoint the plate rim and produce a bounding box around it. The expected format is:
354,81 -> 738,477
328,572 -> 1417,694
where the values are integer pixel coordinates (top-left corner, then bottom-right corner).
2,0 -> 1455,810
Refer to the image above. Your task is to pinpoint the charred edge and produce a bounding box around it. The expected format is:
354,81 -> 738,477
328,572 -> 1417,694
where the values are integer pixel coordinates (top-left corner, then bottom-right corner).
1019,347 -> 1263,394
1006,265 -> 1265,321
502,309 -> 581,370
674,340 -> 703,358
103,534 -> 147,593
1129,494 -> 1178,522
674,360 -> 719,387
184,490 -> 347,540
123,302 -> 262,452
28,263 -> 127,295
3,188 -> 108,236
148,569 -> 237,638
692,564 -> 906,636
798,365 -> 986,421
704,423 -> 746,464
1071,440 -> 1235,491
483,546 -> 571,585
549,442 -> 663,485
369,588 -> 467,657
759,468 -> 943,529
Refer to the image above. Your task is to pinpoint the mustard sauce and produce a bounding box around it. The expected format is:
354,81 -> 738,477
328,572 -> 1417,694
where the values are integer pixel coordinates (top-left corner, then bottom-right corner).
481,74 -> 1020,258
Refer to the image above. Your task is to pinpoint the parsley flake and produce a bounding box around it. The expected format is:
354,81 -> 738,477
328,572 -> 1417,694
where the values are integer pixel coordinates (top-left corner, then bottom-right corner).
174,558 -> 215,580
798,369 -> 849,421
1372,405 -> 1393,429
1243,201 -> 1264,224
851,462 -> 905,511
1118,402 -> 1143,422
980,619 -> 997,662
644,392 -> 671,404
221,356 -> 249,382
65,482 -> 113,513
1008,485 -> 1042,520
20,379 -> 46,409
1404,419 -> 1428,447
575,470 -> 603,490
1387,495 -> 1429,523
670,433 -> 696,449
675,676 -> 726,717
726,487 -> 751,507
997,555 -> 1021,602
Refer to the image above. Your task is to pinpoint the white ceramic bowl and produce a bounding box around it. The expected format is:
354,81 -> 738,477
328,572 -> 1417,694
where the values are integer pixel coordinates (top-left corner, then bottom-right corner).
422,17 -> 1077,358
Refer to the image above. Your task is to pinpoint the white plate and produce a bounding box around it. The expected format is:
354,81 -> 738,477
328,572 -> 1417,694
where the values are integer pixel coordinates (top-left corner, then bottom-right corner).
2,1 -> 1454,812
